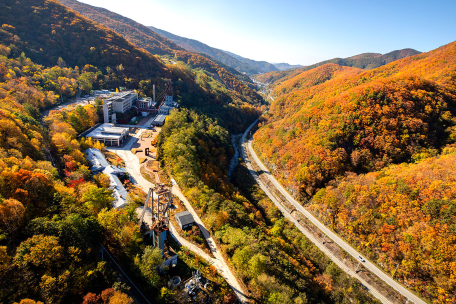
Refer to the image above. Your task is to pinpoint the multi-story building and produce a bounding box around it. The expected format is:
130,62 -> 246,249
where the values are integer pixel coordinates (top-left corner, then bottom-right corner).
103,101 -> 117,124
105,91 -> 138,113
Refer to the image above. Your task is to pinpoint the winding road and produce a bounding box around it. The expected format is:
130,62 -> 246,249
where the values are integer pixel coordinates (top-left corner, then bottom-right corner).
108,129 -> 248,303
241,118 -> 427,304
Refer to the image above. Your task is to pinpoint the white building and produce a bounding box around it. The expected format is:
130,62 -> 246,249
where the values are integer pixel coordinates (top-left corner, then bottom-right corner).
105,91 -> 138,113
107,171 -> 128,209
103,101 -> 117,124
85,123 -> 129,146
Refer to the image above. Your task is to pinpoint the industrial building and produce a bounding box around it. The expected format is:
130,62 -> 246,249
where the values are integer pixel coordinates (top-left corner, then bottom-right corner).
104,91 -> 138,113
152,114 -> 167,126
175,211 -> 195,230
85,148 -> 128,208
157,104 -> 173,115
85,123 -> 129,146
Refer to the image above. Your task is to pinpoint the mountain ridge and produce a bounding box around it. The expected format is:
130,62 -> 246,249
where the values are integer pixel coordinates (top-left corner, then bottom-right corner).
273,62 -> 304,71
56,0 -> 264,112
253,39 -> 456,302
147,25 -> 262,75
255,48 -> 421,84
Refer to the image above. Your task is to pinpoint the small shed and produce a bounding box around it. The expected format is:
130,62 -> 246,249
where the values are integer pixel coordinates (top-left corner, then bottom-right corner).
175,211 -> 195,230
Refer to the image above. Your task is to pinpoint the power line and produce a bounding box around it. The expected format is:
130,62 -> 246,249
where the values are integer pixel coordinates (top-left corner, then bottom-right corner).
100,244 -> 152,304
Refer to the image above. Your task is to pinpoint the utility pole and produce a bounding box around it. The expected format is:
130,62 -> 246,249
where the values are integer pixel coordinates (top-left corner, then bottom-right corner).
355,261 -> 362,273
322,234 -> 327,244
392,262 -> 401,278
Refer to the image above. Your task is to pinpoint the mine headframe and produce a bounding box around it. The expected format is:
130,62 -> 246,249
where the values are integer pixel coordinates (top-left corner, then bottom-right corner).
138,183 -> 172,256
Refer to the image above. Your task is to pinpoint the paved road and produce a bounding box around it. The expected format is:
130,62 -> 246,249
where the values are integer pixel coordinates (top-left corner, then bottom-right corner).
241,119 -> 426,304
108,129 -> 248,303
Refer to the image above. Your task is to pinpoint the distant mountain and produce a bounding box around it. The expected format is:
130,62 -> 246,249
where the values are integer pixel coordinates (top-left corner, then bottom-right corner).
222,50 -> 279,74
148,26 -> 260,76
57,0 -> 263,93
148,26 -> 283,75
272,63 -> 303,71
255,48 -> 421,84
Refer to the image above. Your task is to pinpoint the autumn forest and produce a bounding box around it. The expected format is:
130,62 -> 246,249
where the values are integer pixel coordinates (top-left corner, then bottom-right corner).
0,0 -> 455,303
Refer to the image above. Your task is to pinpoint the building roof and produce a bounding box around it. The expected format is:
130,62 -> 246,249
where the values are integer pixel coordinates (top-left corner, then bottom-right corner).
175,211 -> 194,226
103,165 -> 127,176
85,123 -> 129,139
159,105 -> 173,111
153,114 -> 167,123
85,148 -> 128,209
109,174 -> 128,209
86,148 -> 109,170
105,91 -> 136,103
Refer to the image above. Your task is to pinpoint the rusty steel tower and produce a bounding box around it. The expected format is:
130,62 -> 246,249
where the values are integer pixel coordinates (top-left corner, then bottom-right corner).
138,184 -> 172,256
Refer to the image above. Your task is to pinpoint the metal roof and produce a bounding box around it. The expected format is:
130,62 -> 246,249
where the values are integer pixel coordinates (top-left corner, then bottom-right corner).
86,148 -> 109,170
85,148 -> 128,209
85,123 -> 129,139
153,114 -> 167,123
175,211 -> 194,226
108,173 -> 128,209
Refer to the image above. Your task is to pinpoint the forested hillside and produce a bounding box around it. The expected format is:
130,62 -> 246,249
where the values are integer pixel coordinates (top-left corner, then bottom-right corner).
157,109 -> 377,304
1,0 -> 264,132
57,0 -> 257,86
1,0 -> 165,79
253,40 -> 456,302
147,25 -> 263,76
255,48 -> 420,85
0,47 -> 140,303
0,0 -> 265,302
223,49 -> 279,74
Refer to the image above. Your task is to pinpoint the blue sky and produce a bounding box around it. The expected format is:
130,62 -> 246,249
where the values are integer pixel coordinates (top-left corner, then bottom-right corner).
79,0 -> 456,65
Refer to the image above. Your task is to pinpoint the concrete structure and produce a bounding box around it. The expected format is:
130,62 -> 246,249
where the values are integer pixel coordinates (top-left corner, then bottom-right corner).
152,114 -> 167,126
103,101 -> 116,124
85,148 -> 128,208
105,91 -> 138,113
175,211 -> 195,230
137,97 -> 155,117
137,97 -> 152,110
85,123 -> 129,146
158,104 -> 173,115
158,94 -> 178,115
164,95 -> 173,105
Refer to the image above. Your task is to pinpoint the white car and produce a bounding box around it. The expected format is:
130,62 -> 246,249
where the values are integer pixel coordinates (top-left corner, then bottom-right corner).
358,255 -> 366,263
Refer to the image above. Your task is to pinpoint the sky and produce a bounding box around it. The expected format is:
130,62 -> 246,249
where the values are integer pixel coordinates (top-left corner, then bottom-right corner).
79,0 -> 456,66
